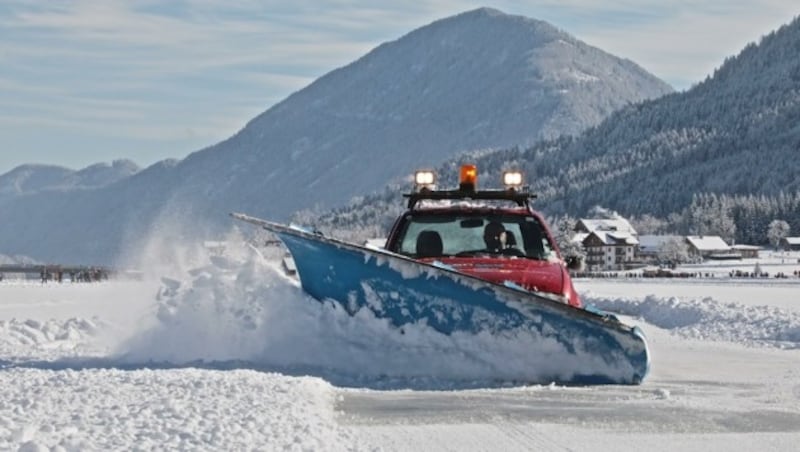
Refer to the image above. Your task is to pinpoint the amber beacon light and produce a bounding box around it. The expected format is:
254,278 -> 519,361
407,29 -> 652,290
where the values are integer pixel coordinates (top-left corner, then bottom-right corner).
459,164 -> 477,192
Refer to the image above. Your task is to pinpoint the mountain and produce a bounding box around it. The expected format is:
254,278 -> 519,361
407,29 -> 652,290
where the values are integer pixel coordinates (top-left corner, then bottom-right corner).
310,15 -> 800,245
0,165 -> 73,198
494,14 -> 800,216
165,7 -> 671,217
69,160 -> 141,190
0,160 -> 140,198
0,7 -> 672,264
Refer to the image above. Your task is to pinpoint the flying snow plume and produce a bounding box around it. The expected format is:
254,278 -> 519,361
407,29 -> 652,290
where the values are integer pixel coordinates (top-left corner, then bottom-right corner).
113,236 -> 623,388
116,216 -> 218,283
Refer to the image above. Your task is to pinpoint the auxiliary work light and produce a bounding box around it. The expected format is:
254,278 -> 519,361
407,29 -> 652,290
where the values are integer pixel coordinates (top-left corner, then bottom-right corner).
459,164 -> 477,192
414,170 -> 436,191
502,170 -> 523,189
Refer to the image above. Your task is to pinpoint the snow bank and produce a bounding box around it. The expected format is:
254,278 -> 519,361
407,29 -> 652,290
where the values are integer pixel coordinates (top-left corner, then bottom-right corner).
589,295 -> 800,348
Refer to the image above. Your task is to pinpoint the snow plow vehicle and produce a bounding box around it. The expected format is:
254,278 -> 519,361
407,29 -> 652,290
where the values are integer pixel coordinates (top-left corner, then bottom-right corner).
385,165 -> 583,308
232,165 -> 650,385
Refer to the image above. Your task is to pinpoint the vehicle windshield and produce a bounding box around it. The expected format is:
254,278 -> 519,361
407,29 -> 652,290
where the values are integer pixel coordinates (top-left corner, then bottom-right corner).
393,212 -> 555,260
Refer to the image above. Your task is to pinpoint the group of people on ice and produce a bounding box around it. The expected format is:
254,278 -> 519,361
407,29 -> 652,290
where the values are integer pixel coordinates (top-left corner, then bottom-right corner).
40,267 -> 109,283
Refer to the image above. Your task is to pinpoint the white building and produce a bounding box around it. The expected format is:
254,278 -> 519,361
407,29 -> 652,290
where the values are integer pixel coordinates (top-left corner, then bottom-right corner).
574,218 -> 639,271
779,237 -> 800,251
731,244 -> 761,258
685,235 -> 739,259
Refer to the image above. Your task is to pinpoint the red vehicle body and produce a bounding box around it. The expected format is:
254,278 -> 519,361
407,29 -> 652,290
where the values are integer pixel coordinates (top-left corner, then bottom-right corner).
384,175 -> 583,308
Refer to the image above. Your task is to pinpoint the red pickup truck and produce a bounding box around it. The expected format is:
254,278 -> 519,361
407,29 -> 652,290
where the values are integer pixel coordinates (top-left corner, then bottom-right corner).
384,165 -> 583,308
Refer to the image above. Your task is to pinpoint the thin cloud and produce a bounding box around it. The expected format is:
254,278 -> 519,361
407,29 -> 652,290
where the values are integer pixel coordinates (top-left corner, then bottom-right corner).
0,0 -> 798,172
0,109 -> 242,146
479,0 -> 799,86
570,2 -> 799,87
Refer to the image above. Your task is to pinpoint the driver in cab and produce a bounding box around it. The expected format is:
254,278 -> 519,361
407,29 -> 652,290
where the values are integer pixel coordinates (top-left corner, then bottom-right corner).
483,221 -> 510,253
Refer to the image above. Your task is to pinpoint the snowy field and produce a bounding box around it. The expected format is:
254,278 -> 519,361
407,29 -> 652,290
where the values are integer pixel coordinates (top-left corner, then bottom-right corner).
1,244 -> 799,451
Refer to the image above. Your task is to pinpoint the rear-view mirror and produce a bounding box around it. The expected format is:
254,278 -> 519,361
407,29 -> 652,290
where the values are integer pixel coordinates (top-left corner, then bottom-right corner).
460,218 -> 484,228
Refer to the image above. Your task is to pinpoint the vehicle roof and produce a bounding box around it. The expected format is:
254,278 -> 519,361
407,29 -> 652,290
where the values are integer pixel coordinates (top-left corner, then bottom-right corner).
405,205 -> 541,216
403,187 -> 536,209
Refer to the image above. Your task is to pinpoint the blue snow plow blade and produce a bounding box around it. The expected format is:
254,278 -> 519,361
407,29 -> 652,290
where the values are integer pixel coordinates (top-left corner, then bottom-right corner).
232,213 -> 650,385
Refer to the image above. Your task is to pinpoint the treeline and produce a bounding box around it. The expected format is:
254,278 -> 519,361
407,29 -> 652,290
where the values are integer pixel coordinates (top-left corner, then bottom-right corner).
676,192 -> 800,245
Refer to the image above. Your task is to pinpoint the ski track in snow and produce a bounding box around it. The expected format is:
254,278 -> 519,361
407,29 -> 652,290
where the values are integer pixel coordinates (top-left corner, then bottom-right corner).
1,243 -> 800,450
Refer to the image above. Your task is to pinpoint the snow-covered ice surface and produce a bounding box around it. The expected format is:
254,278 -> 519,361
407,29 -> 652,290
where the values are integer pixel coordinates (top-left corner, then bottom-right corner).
1,244 -> 799,450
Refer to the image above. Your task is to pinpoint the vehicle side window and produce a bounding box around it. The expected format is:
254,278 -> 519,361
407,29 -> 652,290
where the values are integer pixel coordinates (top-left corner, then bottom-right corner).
521,218 -> 554,259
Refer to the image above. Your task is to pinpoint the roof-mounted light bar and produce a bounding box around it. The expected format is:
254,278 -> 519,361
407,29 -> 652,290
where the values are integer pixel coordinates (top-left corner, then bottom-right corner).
404,165 -> 535,208
414,170 -> 436,191
503,170 -> 523,189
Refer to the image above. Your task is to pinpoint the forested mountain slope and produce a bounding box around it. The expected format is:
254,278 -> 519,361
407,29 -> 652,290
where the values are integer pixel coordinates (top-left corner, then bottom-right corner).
511,15 -> 800,216
309,16 -> 800,246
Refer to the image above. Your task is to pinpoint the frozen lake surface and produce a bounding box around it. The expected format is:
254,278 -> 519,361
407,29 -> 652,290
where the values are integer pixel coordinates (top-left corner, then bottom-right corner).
1,247 -> 799,450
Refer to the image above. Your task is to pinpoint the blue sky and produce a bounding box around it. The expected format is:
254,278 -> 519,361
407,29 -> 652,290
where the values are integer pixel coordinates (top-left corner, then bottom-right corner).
1,1 -> 797,174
